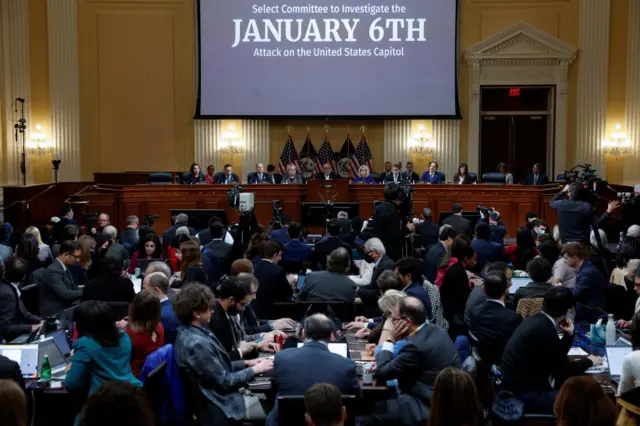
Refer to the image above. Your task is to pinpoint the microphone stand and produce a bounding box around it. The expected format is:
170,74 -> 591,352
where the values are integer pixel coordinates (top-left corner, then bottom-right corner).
14,98 -> 27,186
52,159 -> 61,184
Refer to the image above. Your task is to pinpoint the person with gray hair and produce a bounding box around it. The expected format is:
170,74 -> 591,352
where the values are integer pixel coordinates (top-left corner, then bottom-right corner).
143,272 -> 180,344
103,225 -> 130,265
161,213 -> 195,254
267,313 -> 359,426
628,225 -> 640,239
120,215 -> 140,255
299,248 -> 357,304
145,261 -> 171,279
358,238 -> 395,310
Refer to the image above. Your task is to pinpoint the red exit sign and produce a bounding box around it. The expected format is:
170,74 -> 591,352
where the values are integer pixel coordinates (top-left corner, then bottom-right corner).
509,88 -> 521,97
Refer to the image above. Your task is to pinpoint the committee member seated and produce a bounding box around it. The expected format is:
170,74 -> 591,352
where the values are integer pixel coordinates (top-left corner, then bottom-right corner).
467,272 -> 521,366
205,165 -> 216,184
361,296 -> 460,426
443,203 -> 472,238
253,241 -> 294,319
39,240 -> 83,317
500,287 -> 598,414
423,225 -> 458,284
383,163 -> 404,184
248,163 -> 271,184
303,383 -> 348,426
299,248 -> 357,304
281,163 -> 305,184
311,219 -> 351,270
403,161 -> 420,183
420,161 -> 445,184
497,162 -> 515,185
524,162 -> 549,185
316,162 -> 340,180
184,162 -> 205,185
0,257 -> 42,342
216,164 -> 240,184
268,314 -> 359,426
453,162 -> 476,184
266,164 -> 281,184
354,165 -> 375,184
173,284 -> 273,426
471,223 -> 504,266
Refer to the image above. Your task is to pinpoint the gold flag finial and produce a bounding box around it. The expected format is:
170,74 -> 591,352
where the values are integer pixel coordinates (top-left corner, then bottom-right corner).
323,124 -> 329,134
360,125 -> 366,134
347,124 -> 351,135
287,125 -> 293,135
306,126 -> 310,134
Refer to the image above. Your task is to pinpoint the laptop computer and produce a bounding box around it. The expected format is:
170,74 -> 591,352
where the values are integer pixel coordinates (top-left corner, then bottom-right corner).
47,329 -> 72,359
606,346 -> 632,381
37,337 -> 69,378
297,342 -> 349,359
0,344 -> 39,378
10,321 -> 46,344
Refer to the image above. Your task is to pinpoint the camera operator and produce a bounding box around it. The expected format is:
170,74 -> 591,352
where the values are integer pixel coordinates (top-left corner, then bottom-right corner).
550,183 -> 619,245
474,208 -> 507,245
372,184 -> 405,261
621,184 -> 640,230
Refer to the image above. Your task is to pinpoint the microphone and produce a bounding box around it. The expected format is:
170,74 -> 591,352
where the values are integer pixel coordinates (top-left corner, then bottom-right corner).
15,98 -> 25,103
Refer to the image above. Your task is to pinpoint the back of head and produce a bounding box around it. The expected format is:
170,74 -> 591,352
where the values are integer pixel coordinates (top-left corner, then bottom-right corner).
5,257 -> 27,283
209,222 -> 224,239
103,225 -> 117,240
176,213 -> 188,224
553,376 -> 615,426
451,203 -> 463,214
215,276 -> 251,300
394,257 -> 423,283
527,257 -> 552,282
538,240 -> 561,265
429,368 -> 482,426
383,184 -> 399,202
363,238 -> 386,256
62,224 -> 79,241
422,208 -> 432,220
377,269 -> 403,293
516,226 -> 534,251
327,219 -> 340,237
288,222 -> 302,239
542,286 -> 575,318
561,242 -> 587,261
628,225 -> 640,239
337,211 -> 348,220
231,258 -> 254,276
73,300 -> 120,346
129,289 -> 161,332
451,237 -> 473,261
483,273 -> 507,299
146,260 -> 171,278
378,289 -> 406,315
262,240 -> 282,259
303,313 -> 335,342
146,272 -> 169,295
485,261 -> 509,276
350,217 -> 363,234
59,240 -> 80,256
79,381 -> 155,426
476,223 -> 491,241
0,379 -> 27,426
173,283 -> 215,325
439,225 -> 458,241
326,247 -> 350,273
304,383 -> 344,426
104,256 -> 124,276
398,296 -> 427,325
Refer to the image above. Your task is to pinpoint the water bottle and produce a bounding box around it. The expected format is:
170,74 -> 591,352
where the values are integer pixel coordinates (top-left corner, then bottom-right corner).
41,354 -> 52,381
606,314 -> 616,346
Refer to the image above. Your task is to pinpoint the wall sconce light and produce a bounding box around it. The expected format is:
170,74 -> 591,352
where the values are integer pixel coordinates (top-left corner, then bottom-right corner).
219,124 -> 245,155
602,124 -> 631,157
408,125 -> 436,158
26,124 -> 54,156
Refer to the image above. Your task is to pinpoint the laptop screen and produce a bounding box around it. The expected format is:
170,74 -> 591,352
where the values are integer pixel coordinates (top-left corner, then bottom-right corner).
0,344 -> 39,377
297,342 -> 349,358
606,346 -> 632,377
48,329 -> 71,357
37,338 -> 66,371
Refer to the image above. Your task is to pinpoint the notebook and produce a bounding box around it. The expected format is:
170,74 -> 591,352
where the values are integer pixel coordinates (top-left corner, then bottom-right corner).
0,344 -> 39,378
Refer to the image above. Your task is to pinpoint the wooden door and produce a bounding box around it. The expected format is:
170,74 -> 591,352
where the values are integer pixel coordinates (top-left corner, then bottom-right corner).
480,115 -> 512,178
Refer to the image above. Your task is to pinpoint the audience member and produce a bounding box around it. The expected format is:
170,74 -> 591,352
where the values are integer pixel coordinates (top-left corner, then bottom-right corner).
144,260 -> 172,279
268,314 -> 359,426
500,287 -> 599,414
103,225 -> 129,265
78,381 -> 155,426
0,379 -> 27,426
472,222 -> 504,265
423,225 -> 457,284
428,368 -> 482,426
173,283 -> 273,426
505,227 -> 537,271
440,238 -> 476,337
443,203 -> 472,237
253,241 -> 293,319
346,270 -> 403,335
282,222 -> 312,265
554,376 -> 616,426
15,235 -> 44,284
143,272 -> 179,344
245,227 -> 267,262
616,270 -> 640,329
119,215 -> 139,255
311,219 -> 351,270
51,224 -> 79,257
513,257 -> 554,310
299,248 -> 357,303
236,273 -> 295,335
39,240 -> 83,317
562,242 -> 606,310
161,213 -> 195,255
81,257 -> 136,304
23,226 -> 53,264
524,212 -> 538,230
53,204 -> 77,243
204,222 -> 234,269
394,257 -> 432,320
66,301 -> 141,394
414,208 -> 440,250
304,383 -> 346,426
172,239 -> 206,288
366,289 -> 407,345
356,238 -> 395,313
231,258 -> 254,276
126,289 -> 164,376
269,218 -> 291,245
0,257 -> 42,342
618,312 -> 640,394
127,233 -> 162,274
69,235 -> 95,287
0,355 -> 24,390
464,261 -> 511,324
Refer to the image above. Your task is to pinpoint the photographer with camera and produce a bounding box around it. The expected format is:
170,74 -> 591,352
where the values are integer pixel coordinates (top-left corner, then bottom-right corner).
372,184 -> 406,261
620,184 -> 640,230
474,207 -> 507,245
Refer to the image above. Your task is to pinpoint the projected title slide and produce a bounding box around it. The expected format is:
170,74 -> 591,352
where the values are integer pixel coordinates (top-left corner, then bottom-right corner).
233,3 -> 426,58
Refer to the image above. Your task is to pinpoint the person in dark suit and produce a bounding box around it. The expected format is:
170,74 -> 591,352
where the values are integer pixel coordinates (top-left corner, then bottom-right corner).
512,257 -> 554,310
216,164 -> 240,184
562,242 -> 607,311
253,241 -> 293,319
53,204 -> 77,244
524,162 -> 549,185
269,223 -> 291,246
383,164 -> 405,184
282,222 -> 311,266
39,240 -> 83,317
280,164 -> 305,184
420,161 -> 446,184
161,213 -> 195,255
500,287 -> 598,414
452,162 -> 476,184
443,203 -> 472,238
247,163 -> 272,184
143,272 -> 180,345
0,258 -> 42,342
415,208 -> 440,250
440,238 -> 476,338
467,272 -> 521,366
205,222 -> 234,270
299,248 -> 357,304
103,226 -> 129,266
378,162 -> 392,183
464,261 -> 511,326
403,161 -> 420,183
0,355 -> 24,389
82,257 -> 136,304
311,220 -> 351,270
394,257 -> 432,320
423,226 -> 458,283
268,314 -> 360,426
119,215 -> 139,256
372,184 -> 404,261
361,296 -> 460,426
471,223 -> 504,266
355,238 -> 396,309
183,163 -> 206,184
266,164 -> 282,184
315,162 -> 340,180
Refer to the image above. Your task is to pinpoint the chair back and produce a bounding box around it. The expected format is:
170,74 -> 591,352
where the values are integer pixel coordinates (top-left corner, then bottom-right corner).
482,172 -> 507,185
20,283 -> 40,317
179,368 -> 203,426
148,172 -> 173,185
278,395 -> 356,426
516,298 -> 544,318
143,361 -> 167,422
296,301 -> 353,324
105,301 -> 130,321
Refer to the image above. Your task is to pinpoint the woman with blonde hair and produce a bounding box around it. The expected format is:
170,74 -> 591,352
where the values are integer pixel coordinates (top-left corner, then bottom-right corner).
24,226 -> 53,264
354,165 -> 375,184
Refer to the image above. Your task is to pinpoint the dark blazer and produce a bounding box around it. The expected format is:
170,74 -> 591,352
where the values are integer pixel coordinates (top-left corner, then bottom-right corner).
453,174 -> 476,184
415,220 -> 440,250
402,172 -> 420,183
383,173 -> 406,184
282,240 -> 312,263
311,237 -> 351,270
183,174 -> 205,185
0,354 -> 24,390
440,262 -> 471,337
573,261 -> 606,309
298,271 -> 357,304
378,171 -> 391,183
314,172 -> 340,180
81,274 -> 136,304
215,173 -> 240,184
420,171 -> 446,184
204,240 -> 233,269
268,341 -> 359,426
280,174 -> 305,184
512,281 -> 553,311
357,255 -> 395,306
271,173 -> 282,184
524,173 -> 549,185
53,217 -> 77,243
443,214 -> 472,238
423,242 -> 447,284
247,172 -> 272,184
39,260 -> 83,318
105,242 -> 129,265
119,228 -> 139,255
161,222 -> 196,254
471,239 -> 504,265
242,304 -> 272,335
501,313 -> 591,393
208,301 -> 242,361
253,260 -> 293,319
269,227 -> 290,246
160,299 -> 180,345
373,201 -> 403,261
373,324 -> 460,425
468,300 -> 522,366
0,280 -> 40,342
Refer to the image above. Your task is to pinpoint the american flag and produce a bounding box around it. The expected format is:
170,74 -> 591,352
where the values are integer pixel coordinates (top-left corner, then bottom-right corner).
278,136 -> 301,174
339,136 -> 359,180
299,135 -> 318,179
355,134 -> 374,173
316,136 -> 335,174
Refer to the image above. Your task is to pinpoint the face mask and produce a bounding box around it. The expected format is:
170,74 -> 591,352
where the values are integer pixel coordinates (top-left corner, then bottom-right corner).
535,228 -> 546,235
363,253 -> 375,263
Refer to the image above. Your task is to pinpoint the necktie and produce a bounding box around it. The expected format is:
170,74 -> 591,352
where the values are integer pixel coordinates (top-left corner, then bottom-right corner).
259,173 -> 262,182
394,175 -> 398,183
534,175 -> 537,185
226,177 -> 229,184
430,173 -> 434,181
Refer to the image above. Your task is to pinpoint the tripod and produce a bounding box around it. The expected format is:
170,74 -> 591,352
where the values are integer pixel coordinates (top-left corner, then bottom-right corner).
14,98 -> 27,185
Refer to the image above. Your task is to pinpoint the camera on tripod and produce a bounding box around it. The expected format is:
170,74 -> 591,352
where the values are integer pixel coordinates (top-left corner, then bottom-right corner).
227,185 -> 244,209
618,192 -> 634,203
142,214 -> 160,227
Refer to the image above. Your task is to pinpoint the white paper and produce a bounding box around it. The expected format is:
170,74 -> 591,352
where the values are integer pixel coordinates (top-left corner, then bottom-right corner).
568,348 -> 588,356
1,349 -> 22,364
